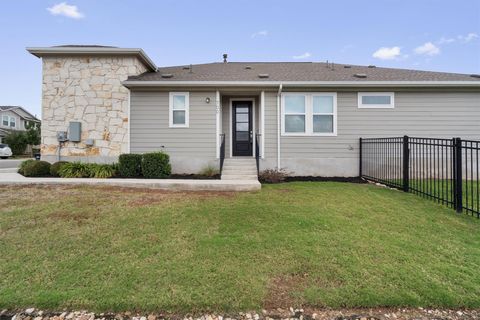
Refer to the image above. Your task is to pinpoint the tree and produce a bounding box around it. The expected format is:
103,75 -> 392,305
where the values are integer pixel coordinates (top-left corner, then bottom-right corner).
25,121 -> 41,146
4,131 -> 28,155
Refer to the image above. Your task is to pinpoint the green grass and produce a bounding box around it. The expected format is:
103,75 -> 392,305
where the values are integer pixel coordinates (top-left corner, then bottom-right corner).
1,182 -> 480,312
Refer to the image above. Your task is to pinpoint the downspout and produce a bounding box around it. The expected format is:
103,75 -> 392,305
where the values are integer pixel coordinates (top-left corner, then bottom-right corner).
277,83 -> 283,169
215,90 -> 221,159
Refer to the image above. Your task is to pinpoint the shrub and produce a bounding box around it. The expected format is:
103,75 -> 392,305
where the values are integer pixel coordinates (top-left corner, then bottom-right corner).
18,159 -> 36,175
59,162 -> 91,178
23,161 -> 51,177
88,164 -> 117,178
199,165 -> 219,177
258,168 -> 289,183
4,131 -> 28,155
50,161 -> 69,177
141,151 -> 171,179
118,154 -> 143,177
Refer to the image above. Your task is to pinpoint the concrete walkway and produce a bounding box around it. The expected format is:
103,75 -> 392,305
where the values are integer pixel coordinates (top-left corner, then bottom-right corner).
0,172 -> 261,191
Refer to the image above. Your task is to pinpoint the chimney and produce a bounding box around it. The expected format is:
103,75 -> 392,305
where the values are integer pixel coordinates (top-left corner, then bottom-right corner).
223,53 -> 228,63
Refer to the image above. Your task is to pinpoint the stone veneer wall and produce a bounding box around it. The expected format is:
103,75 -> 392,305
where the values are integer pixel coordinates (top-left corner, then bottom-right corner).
41,56 -> 149,163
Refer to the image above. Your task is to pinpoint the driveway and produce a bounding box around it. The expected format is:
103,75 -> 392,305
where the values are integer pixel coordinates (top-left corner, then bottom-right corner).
0,158 -> 29,172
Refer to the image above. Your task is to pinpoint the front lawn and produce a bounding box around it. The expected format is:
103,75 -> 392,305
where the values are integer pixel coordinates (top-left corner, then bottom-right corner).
1,182 -> 479,312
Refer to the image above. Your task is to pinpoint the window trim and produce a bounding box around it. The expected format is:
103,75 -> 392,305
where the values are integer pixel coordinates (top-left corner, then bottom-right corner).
9,116 -> 16,128
2,115 -> 8,127
169,92 -> 190,128
358,92 -> 395,109
281,92 -> 337,137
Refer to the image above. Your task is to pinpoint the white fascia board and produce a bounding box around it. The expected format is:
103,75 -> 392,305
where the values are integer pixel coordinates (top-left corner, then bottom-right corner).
122,80 -> 480,88
26,47 -> 157,71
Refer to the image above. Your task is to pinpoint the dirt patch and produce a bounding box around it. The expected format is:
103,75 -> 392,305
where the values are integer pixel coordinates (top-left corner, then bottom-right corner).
284,176 -> 367,183
47,210 -> 97,225
263,273 -> 310,309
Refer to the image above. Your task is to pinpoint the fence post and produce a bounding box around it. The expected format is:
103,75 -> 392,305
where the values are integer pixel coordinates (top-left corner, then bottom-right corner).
359,137 -> 363,177
403,135 -> 409,192
454,137 -> 463,213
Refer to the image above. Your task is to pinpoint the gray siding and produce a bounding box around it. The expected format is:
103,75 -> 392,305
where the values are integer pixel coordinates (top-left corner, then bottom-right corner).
129,88 -> 480,176
265,91 -> 480,176
130,90 -> 217,173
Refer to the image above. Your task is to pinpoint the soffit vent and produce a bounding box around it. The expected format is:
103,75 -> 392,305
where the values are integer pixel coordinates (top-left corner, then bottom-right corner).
161,73 -> 173,78
258,73 -> 269,78
354,73 -> 367,78
470,74 -> 480,78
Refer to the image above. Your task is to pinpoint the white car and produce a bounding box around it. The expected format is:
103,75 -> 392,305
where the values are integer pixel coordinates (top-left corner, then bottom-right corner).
0,144 -> 13,159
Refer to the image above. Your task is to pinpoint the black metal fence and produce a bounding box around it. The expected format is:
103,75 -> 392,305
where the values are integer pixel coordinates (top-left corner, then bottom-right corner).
255,133 -> 261,176
360,136 -> 479,218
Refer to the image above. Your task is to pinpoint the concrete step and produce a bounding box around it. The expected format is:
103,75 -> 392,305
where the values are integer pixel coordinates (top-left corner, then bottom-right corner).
222,172 -> 257,176
223,164 -> 256,168
223,161 -> 256,167
221,174 -> 258,181
225,158 -> 255,163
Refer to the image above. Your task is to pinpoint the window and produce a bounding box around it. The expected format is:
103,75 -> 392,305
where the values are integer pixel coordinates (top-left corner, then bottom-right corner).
313,95 -> 334,133
282,93 -> 337,136
169,92 -> 189,127
358,92 -> 394,108
284,95 -> 306,133
2,116 -> 8,127
9,117 -> 15,128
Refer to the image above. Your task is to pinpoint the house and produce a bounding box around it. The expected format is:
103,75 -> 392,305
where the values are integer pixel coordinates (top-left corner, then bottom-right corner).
27,45 -> 480,177
0,106 -> 40,143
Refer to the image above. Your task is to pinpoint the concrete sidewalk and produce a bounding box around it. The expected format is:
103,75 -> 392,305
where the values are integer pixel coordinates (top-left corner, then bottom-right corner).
0,172 -> 261,191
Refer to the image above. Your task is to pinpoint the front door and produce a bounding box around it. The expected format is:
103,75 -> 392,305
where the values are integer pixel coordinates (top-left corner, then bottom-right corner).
232,101 -> 253,156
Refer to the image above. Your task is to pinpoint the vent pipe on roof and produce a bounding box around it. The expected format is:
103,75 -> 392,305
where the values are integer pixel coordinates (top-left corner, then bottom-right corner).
354,73 -> 367,78
223,54 -> 228,63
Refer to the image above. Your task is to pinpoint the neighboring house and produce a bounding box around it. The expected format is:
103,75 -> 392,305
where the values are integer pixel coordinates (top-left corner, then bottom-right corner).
27,45 -> 480,176
0,106 -> 40,143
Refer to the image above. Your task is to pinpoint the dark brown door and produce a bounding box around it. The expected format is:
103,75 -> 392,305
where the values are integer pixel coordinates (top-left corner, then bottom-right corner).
232,101 -> 253,156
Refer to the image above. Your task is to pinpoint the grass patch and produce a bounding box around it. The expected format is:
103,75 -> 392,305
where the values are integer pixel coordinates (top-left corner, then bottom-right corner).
1,182 -> 479,312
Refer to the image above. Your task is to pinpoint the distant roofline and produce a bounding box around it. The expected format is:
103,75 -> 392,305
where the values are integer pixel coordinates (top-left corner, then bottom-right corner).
123,80 -> 480,88
0,106 -> 40,121
26,46 -> 157,71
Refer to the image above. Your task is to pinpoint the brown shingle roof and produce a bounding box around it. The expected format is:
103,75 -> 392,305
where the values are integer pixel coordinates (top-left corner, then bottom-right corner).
128,62 -> 480,82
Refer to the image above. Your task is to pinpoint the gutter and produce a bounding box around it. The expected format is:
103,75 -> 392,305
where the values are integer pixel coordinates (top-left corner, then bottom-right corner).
122,80 -> 480,88
26,47 -> 158,71
277,83 -> 283,170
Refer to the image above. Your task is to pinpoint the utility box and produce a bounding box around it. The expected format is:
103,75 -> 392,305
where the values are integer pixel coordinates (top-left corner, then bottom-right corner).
57,131 -> 68,142
68,122 -> 82,142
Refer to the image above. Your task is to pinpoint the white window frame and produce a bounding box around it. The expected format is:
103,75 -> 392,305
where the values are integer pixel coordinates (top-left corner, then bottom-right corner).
9,116 -> 16,128
281,92 -> 337,136
2,115 -> 8,127
169,92 -> 190,128
358,92 -> 395,109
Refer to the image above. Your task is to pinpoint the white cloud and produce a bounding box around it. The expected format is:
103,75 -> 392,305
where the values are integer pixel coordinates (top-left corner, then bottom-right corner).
414,42 -> 440,56
372,46 -> 401,60
47,2 -> 84,19
438,37 -> 456,44
251,30 -> 268,38
292,52 -> 311,59
458,32 -> 479,43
